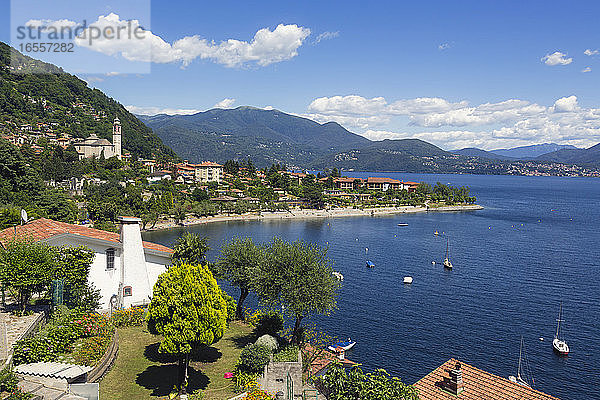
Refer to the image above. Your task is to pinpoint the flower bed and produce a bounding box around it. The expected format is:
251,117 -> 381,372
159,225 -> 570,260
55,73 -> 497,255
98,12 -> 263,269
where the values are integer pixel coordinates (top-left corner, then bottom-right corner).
12,307 -> 115,367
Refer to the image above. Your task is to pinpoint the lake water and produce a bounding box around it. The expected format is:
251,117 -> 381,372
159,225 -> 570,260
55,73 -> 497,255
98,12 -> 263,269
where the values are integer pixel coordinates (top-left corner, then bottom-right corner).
143,173 -> 600,400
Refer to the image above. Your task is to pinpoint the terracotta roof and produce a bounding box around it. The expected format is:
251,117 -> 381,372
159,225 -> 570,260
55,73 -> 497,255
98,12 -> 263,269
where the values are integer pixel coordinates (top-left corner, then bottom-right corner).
305,344 -> 357,377
366,177 -> 403,184
198,161 -> 222,167
403,181 -> 421,186
0,218 -> 173,254
414,358 -> 560,400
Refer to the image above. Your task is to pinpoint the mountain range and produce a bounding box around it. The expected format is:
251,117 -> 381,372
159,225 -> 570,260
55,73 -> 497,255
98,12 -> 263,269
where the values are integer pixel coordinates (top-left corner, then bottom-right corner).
453,143 -> 581,160
141,107 -> 600,170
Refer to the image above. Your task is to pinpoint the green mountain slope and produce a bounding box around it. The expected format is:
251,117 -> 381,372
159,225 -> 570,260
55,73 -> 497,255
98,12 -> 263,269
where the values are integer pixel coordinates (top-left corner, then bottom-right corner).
536,143 -> 600,165
0,42 -> 176,160
138,106 -> 369,166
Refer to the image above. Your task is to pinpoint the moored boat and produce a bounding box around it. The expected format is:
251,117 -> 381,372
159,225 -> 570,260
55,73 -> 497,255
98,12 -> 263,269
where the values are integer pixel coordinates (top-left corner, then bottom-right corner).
508,336 -> 533,388
328,339 -> 356,352
403,276 -> 413,284
552,302 -> 569,355
366,260 -> 375,268
443,237 -> 453,269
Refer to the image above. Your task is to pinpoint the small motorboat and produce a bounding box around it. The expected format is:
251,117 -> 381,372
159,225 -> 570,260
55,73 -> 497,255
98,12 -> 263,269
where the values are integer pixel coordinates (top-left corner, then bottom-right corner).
397,223 -> 408,226
328,339 -> 356,352
434,230 -> 439,235
332,271 -> 344,281
403,276 -> 413,284
366,260 -> 375,268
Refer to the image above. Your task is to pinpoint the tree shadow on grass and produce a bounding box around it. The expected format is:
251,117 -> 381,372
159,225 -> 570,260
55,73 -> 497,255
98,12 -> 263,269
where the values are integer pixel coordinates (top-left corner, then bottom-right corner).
136,364 -> 210,396
144,343 -> 179,363
231,333 -> 257,349
145,342 -> 223,364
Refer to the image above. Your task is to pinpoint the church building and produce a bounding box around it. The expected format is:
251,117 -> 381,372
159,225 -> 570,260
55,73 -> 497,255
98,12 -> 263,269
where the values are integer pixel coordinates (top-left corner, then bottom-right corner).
73,117 -> 122,160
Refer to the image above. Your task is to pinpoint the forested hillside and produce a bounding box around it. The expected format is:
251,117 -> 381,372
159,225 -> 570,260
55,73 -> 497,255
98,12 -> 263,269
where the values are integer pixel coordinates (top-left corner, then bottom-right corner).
0,42 -> 176,160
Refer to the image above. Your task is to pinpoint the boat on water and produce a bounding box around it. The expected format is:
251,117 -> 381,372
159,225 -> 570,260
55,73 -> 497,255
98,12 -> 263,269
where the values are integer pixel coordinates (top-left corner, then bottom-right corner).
328,339 -> 356,352
332,271 -> 344,281
443,237 -> 453,269
366,260 -> 375,268
434,230 -> 439,235
553,302 -> 570,356
397,223 -> 408,226
508,336 -> 533,388
403,276 -> 413,284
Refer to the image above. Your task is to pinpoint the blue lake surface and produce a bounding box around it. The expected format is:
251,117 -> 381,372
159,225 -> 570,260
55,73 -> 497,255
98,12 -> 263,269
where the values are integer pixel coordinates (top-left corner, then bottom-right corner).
143,173 -> 600,400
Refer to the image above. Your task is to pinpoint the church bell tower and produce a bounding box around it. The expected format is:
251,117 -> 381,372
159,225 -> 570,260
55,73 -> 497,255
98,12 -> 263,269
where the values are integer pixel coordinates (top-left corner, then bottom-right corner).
113,116 -> 122,159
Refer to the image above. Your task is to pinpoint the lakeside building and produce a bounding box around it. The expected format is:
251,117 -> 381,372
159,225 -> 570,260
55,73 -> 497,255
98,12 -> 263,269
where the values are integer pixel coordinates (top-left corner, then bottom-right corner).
0,217 -> 173,309
415,358 -> 560,400
73,117 -> 122,160
176,161 -> 224,183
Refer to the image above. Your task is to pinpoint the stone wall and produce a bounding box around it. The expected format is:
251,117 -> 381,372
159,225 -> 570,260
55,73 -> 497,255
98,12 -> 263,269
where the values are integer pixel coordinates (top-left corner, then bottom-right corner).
258,350 -> 303,399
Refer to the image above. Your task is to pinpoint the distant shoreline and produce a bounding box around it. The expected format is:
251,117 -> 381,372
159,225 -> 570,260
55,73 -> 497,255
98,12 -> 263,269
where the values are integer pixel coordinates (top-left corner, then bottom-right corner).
143,204 -> 483,232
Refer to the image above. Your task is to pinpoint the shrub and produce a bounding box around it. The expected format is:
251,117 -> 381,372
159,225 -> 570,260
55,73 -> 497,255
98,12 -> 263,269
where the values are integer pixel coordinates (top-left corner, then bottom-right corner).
110,307 -> 147,327
242,388 -> 275,400
0,367 -> 18,392
232,368 -> 260,393
5,388 -> 33,400
254,311 -> 284,336
273,345 -> 298,362
255,335 -> 279,352
239,344 -> 271,373
221,291 -> 237,322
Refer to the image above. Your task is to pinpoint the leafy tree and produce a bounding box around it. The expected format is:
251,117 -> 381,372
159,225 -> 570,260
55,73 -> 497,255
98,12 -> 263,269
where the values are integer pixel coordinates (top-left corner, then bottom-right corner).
256,238 -> 340,344
58,246 -> 96,310
172,232 -> 210,265
0,239 -> 59,312
215,237 -> 264,320
147,263 -> 227,394
317,362 -> 419,400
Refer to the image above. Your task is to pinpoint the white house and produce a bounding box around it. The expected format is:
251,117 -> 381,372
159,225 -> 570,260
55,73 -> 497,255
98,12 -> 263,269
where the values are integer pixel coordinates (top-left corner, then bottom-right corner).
0,216 -> 173,309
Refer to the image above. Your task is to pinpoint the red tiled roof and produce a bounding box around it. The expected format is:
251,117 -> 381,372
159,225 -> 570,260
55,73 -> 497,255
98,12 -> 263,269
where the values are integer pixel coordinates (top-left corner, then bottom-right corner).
305,344 -> 357,377
198,161 -> 222,167
0,218 -> 173,254
414,358 -> 560,400
403,181 -> 421,186
366,177 -> 403,184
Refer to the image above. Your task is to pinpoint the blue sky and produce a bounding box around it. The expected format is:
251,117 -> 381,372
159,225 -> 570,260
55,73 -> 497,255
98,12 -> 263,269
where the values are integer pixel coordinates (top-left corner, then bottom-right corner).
2,0 -> 600,150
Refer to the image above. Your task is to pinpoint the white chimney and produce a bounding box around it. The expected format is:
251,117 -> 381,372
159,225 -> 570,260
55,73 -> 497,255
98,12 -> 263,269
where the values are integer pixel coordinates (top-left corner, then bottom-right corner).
118,216 -> 151,308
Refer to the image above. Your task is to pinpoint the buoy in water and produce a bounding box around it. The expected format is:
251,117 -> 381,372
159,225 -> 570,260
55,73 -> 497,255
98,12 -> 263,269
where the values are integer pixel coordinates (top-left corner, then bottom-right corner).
432,261 -> 436,265
539,337 -> 544,341
365,247 -> 368,253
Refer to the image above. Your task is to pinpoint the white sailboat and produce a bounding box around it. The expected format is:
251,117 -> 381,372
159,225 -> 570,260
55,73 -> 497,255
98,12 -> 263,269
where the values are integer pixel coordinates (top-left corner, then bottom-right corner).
552,302 -> 569,355
508,336 -> 533,388
443,237 -> 453,269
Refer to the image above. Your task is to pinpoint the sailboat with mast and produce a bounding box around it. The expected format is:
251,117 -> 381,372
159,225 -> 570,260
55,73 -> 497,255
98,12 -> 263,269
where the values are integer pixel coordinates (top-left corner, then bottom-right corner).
443,237 -> 453,269
509,336 -> 533,388
552,302 -> 569,355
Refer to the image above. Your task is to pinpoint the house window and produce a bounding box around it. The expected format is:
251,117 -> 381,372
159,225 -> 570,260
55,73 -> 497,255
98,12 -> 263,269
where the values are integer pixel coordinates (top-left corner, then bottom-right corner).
123,286 -> 132,297
106,248 -> 115,270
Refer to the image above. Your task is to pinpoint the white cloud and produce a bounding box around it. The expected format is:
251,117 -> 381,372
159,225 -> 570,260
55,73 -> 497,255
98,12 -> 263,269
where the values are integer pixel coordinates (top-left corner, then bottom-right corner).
584,49 -> 599,56
315,31 -> 339,43
125,105 -> 202,115
213,98 -> 236,109
25,18 -> 78,31
73,14 -> 311,67
438,43 -> 450,50
305,94 -> 600,149
541,51 -> 573,66
552,95 -> 578,113
582,66 -> 592,73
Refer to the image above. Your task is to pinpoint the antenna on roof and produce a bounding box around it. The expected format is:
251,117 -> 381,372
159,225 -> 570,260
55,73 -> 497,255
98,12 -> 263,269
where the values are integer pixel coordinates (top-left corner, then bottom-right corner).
20,209 -> 28,225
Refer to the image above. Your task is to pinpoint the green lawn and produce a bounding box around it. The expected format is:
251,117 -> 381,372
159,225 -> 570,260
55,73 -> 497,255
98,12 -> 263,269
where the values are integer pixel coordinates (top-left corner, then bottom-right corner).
100,321 -> 254,400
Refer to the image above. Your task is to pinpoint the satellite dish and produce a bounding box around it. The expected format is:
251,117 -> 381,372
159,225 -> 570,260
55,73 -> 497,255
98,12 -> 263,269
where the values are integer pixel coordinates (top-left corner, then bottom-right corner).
20,209 -> 28,224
